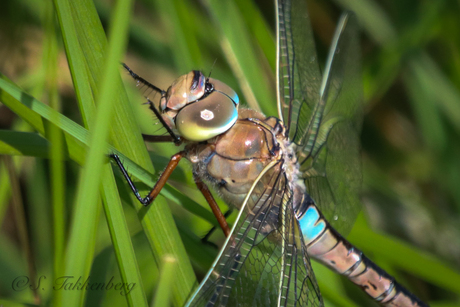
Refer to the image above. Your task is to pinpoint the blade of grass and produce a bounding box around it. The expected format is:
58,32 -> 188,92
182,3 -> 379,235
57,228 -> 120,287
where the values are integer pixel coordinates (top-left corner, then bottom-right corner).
42,1 -> 66,295
67,1 -> 196,303
26,159 -> 53,304
404,59 -> 446,151
154,0 -> 204,71
4,156 -> 39,304
334,0 -> 396,45
54,0 -> 149,306
0,130 -> 50,157
408,54 -> 460,134
205,0 -> 276,115
234,0 -> 276,72
0,160 -> 11,226
151,255 -> 177,307
54,0 -> 196,305
100,167 -> 148,306
0,77 -> 45,134
0,233 -> 35,302
95,0 -> 175,68
0,299 -> 38,307
52,0 -> 95,128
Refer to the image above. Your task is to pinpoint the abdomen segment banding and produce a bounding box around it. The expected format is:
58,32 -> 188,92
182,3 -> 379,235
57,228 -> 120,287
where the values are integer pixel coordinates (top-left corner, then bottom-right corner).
299,204 -> 427,307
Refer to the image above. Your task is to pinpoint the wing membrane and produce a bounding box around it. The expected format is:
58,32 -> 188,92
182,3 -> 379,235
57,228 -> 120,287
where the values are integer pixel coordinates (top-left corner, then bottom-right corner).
300,14 -> 362,234
186,161 -> 322,307
276,0 -> 321,141
277,2 -> 363,234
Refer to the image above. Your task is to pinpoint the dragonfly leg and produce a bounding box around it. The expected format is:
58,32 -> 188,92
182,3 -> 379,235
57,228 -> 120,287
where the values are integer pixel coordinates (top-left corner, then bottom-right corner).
193,175 -> 231,237
142,134 -> 178,143
201,209 -> 233,248
110,151 -> 185,206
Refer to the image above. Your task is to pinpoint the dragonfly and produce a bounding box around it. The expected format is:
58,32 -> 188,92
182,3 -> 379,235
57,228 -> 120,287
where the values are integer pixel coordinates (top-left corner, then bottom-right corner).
112,0 -> 428,306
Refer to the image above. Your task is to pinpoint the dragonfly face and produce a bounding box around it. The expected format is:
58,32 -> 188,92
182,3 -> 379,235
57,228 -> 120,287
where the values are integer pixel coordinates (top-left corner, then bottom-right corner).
160,70 -> 239,142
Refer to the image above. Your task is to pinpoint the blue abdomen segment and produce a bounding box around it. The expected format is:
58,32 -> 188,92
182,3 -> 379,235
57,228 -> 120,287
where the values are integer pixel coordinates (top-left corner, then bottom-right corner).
298,205 -> 326,243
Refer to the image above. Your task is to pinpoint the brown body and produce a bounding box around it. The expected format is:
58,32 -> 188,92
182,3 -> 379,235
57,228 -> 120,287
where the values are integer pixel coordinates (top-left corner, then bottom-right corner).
119,65 -> 427,306
184,108 -> 427,307
185,109 -> 281,210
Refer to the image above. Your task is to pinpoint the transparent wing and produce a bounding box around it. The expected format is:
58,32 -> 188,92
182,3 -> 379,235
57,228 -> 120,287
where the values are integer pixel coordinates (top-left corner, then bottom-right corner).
298,14 -> 362,234
277,1 -> 363,234
276,0 -> 322,141
186,161 -> 323,307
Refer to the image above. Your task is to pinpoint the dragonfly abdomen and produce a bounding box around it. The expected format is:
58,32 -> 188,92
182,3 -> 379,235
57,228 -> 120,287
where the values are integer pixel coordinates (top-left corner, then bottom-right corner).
298,204 -> 428,307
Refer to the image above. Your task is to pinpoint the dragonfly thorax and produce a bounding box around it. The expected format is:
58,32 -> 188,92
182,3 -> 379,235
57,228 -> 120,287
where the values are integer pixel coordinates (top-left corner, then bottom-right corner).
185,109 -> 293,211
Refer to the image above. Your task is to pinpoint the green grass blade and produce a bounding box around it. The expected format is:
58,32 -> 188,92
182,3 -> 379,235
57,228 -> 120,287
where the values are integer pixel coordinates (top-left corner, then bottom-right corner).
100,167 -> 149,306
235,0 -> 276,73
53,0 -> 95,127
151,255 -> 177,307
3,156 -> 39,303
335,0 -> 396,44
0,2 -> 198,303
68,8 -> 198,302
205,0 -> 276,115
153,0 -> 204,71
0,161 -> 11,226
54,0 -> 150,306
54,0 -> 196,304
0,130 -> 49,157
42,1 -> 66,294
0,77 -> 45,134
408,54 -> 460,134
0,299 -> 37,307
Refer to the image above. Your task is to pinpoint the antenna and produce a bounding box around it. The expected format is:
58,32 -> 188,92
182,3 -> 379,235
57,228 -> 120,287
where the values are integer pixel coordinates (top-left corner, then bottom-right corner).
122,63 -> 166,96
207,58 -> 218,79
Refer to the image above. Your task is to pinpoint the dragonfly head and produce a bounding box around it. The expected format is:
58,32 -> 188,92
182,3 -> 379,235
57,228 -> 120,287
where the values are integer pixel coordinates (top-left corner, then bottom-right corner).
160,71 -> 239,142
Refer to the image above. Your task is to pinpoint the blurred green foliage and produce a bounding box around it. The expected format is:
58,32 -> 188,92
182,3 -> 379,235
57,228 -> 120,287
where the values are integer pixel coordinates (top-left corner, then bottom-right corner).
0,0 -> 459,306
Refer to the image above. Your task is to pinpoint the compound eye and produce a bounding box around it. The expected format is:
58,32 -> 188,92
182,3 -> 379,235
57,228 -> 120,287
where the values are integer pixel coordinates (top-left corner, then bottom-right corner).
175,92 -> 238,142
209,77 -> 239,105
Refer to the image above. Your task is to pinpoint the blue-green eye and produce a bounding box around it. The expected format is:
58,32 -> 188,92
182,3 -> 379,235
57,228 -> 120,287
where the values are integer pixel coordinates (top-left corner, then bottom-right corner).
209,78 -> 239,105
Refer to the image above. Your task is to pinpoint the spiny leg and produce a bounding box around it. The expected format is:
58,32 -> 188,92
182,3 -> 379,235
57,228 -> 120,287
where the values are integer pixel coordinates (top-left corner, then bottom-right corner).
112,152 -> 232,238
142,134 -> 177,143
110,151 -> 185,206
194,175 -> 231,238
201,209 -> 233,248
